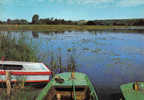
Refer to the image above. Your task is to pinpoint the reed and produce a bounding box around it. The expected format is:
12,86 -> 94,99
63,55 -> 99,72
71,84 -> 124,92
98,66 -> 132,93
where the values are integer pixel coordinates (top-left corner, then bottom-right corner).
0,87 -> 39,100
48,51 -> 78,76
0,32 -> 78,100
0,32 -> 38,61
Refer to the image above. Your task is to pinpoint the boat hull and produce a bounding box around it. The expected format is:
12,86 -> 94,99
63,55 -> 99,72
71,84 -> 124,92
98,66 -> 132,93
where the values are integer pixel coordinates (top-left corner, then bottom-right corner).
120,82 -> 144,100
0,61 -> 51,87
0,72 -> 51,87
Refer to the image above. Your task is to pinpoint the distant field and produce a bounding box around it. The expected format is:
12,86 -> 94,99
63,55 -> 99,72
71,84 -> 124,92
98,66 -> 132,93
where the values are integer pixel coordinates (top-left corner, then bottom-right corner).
0,25 -> 140,32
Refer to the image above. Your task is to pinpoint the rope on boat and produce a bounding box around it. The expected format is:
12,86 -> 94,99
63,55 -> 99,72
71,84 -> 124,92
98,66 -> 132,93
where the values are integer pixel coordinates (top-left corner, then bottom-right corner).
72,80 -> 77,100
86,76 -> 99,100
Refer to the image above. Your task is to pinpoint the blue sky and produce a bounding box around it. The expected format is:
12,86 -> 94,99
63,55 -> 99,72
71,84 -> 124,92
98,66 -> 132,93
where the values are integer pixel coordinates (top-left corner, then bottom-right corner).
0,0 -> 144,21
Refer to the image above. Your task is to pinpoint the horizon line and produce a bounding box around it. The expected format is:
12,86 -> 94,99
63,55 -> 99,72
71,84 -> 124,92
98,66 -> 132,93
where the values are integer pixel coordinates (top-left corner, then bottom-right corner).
1,17 -> 144,22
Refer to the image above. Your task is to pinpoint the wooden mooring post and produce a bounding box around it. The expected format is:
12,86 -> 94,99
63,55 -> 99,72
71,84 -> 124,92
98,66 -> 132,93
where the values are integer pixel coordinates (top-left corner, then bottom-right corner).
6,71 -> 11,97
56,93 -> 61,100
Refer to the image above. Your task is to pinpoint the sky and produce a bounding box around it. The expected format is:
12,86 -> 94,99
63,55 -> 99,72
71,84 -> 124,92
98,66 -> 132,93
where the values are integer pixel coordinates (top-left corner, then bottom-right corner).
0,0 -> 144,21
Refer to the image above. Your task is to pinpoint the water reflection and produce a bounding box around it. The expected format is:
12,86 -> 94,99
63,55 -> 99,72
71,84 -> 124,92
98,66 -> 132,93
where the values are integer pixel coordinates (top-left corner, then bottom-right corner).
32,31 -> 39,38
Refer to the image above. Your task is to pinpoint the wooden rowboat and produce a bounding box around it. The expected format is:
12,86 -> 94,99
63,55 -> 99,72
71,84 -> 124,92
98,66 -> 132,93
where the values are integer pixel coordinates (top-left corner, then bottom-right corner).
36,72 -> 99,100
120,82 -> 144,100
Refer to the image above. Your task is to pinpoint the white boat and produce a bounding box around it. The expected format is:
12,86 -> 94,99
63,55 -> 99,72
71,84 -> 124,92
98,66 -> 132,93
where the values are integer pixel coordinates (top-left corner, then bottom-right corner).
0,61 -> 51,87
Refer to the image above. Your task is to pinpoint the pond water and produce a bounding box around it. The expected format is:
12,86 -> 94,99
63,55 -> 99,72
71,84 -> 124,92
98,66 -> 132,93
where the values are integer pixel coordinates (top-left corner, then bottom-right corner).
1,30 -> 144,100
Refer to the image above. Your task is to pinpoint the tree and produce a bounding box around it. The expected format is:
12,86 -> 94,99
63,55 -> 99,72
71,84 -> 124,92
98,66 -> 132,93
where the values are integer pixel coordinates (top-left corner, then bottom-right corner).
0,20 -> 2,24
7,19 -> 11,24
86,21 -> 96,25
32,14 -> 39,24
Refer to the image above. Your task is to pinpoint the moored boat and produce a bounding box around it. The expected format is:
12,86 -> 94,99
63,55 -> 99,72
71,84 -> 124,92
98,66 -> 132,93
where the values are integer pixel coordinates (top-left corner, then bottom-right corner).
36,72 -> 99,100
0,61 -> 51,87
120,82 -> 144,100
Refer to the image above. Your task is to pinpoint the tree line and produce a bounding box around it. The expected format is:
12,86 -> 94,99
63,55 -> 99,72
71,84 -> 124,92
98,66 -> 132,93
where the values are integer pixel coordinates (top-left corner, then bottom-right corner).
0,14 -> 144,26
0,14 -> 77,25
86,19 -> 144,26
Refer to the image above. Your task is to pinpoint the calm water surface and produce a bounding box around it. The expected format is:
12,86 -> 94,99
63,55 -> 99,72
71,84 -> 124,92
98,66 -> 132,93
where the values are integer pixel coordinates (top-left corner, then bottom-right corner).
2,30 -> 144,99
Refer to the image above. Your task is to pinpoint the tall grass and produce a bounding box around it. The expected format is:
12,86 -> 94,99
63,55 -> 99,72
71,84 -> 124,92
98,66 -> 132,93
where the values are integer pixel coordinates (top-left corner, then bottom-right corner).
0,32 -> 39,99
0,31 -> 78,72
0,87 -> 39,100
49,51 -> 77,76
0,32 -> 38,61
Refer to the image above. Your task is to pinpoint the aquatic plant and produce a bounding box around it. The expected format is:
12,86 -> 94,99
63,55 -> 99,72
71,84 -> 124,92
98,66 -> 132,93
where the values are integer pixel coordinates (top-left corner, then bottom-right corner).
0,87 -> 39,100
0,31 -> 79,100
67,48 -> 72,52
0,32 -> 38,61
83,48 -> 89,51
91,48 -> 102,53
67,54 -> 77,72
48,50 -> 78,76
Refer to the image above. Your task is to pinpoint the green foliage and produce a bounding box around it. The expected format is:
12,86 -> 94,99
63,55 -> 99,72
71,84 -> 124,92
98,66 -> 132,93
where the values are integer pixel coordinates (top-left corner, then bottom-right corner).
0,32 -> 38,61
91,48 -> 102,53
85,19 -> 144,26
48,50 -> 78,76
6,19 -> 28,24
83,48 -> 89,51
32,14 -> 39,24
67,48 -> 72,52
0,88 -> 39,100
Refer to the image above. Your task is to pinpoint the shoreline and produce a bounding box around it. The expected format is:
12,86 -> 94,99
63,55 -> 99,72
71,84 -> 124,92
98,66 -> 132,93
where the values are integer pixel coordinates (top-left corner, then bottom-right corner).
0,25 -> 144,32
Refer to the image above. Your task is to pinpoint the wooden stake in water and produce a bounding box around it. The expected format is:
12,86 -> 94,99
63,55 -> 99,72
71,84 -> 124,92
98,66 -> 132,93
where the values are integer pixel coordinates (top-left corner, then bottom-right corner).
56,93 -> 61,100
6,71 -> 11,97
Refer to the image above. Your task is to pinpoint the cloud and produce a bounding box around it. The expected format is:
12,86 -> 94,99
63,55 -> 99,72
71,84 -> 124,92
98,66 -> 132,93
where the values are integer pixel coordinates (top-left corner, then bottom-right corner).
69,0 -> 144,6
49,0 -> 115,4
37,0 -> 45,2
34,0 -> 112,4
1,0 -> 144,7
49,0 -> 144,7
75,0 -> 114,4
72,0 -> 144,7
0,0 -> 20,5
118,0 -> 144,7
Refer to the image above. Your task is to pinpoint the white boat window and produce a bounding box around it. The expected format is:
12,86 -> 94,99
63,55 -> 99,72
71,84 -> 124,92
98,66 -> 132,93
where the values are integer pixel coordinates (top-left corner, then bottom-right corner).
0,64 -> 23,70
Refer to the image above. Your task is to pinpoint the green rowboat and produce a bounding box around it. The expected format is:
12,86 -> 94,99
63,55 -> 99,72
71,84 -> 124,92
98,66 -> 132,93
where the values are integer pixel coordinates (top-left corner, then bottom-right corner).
120,82 -> 144,100
36,72 -> 99,100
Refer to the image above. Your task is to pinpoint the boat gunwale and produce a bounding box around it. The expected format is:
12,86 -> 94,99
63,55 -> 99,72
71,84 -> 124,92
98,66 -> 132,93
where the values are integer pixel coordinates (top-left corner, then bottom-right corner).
36,72 -> 99,100
0,61 -> 51,74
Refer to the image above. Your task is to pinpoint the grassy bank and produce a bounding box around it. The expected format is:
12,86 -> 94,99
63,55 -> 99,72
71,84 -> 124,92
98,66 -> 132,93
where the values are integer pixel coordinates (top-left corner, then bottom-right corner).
0,25 -> 136,32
